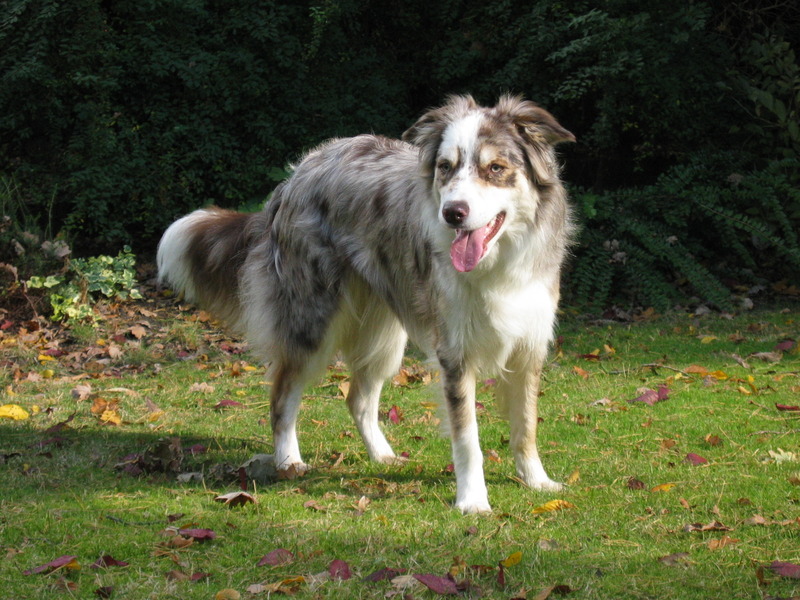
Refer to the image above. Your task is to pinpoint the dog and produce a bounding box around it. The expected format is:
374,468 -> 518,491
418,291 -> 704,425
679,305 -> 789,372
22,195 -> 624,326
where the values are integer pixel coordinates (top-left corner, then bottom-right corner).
157,95 -> 575,513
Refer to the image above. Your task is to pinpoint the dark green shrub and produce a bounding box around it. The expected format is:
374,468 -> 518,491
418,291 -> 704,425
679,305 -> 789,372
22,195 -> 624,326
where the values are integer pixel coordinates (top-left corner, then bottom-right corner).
567,157 -> 800,310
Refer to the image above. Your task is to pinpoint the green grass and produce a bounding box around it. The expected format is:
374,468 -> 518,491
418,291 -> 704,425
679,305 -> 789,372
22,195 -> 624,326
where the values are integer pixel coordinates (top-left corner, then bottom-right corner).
1,301 -> 799,599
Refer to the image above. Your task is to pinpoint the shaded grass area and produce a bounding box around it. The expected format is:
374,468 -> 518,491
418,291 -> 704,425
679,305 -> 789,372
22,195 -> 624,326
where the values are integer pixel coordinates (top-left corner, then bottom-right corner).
1,302 -> 799,599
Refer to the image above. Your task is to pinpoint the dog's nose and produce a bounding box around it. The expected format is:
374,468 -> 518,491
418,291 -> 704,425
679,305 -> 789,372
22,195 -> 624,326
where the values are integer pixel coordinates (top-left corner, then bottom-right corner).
442,201 -> 469,226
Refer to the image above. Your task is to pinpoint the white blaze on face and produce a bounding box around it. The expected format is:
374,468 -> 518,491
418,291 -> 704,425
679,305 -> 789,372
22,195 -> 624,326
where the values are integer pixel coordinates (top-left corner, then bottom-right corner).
437,112 -> 513,273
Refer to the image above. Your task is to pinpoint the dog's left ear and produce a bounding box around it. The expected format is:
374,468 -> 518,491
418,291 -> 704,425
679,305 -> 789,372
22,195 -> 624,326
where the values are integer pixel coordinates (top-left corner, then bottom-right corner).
498,96 -> 574,185
504,97 -> 575,147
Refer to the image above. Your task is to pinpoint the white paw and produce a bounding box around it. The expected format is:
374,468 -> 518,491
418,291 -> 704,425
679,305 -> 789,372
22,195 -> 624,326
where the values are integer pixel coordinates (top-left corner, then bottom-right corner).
454,488 -> 492,514
376,454 -> 409,466
276,461 -> 309,480
455,498 -> 493,515
525,477 -> 564,492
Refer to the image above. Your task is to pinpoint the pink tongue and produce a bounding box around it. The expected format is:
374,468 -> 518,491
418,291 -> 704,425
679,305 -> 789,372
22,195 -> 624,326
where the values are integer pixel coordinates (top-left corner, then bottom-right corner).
450,224 -> 492,272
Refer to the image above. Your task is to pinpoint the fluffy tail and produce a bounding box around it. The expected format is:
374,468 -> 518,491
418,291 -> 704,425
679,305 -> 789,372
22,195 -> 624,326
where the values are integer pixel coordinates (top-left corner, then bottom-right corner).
157,208 -> 259,330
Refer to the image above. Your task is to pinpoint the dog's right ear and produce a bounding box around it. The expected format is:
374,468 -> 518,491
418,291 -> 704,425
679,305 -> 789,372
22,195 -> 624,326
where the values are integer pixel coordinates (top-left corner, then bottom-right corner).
403,95 -> 478,176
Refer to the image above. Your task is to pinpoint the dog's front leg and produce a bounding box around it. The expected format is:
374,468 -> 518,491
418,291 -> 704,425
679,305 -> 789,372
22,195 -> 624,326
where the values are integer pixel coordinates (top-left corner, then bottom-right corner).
439,356 -> 491,514
499,352 -> 562,491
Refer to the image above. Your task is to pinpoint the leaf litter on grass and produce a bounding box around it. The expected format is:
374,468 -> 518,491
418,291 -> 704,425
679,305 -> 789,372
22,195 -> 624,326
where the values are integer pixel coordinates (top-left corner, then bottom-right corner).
3,269 -> 800,598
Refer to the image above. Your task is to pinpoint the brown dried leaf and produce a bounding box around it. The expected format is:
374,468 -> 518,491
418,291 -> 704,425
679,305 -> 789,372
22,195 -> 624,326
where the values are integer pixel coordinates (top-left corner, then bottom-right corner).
214,491 -> 256,507
707,535 -> 739,550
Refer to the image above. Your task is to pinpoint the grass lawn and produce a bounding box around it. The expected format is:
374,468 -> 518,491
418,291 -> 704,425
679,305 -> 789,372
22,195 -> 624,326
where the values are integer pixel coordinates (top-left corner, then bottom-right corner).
1,288 -> 799,599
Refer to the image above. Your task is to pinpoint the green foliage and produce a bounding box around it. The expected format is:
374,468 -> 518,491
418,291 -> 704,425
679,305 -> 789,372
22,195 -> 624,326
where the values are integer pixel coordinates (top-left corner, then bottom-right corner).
26,246 -> 141,323
1,0 -> 798,309
567,157 -> 800,310
727,33 -> 800,158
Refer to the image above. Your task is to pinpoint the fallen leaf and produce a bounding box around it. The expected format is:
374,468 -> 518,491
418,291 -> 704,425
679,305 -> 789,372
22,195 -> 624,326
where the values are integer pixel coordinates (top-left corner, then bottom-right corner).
214,491 -> 256,507
303,500 -> 326,512
572,366 -> 590,379
413,573 -> 459,595
627,477 -> 646,490
707,535 -> 738,550
329,559 -> 352,580
566,469 -> 580,485
744,514 -> 769,526
213,399 -> 243,409
629,385 -> 670,406
768,448 -> 797,463
91,555 -> 129,568
23,555 -> 80,575
683,520 -> 731,532
531,499 -> 576,514
189,382 -> 215,394
71,384 -> 93,400
685,452 -> 708,466
178,528 -> 216,542
704,434 -> 722,446
0,404 -> 29,420
750,351 -> 782,363
214,589 -> 241,600
257,548 -> 294,567
500,551 -> 523,568
387,405 -> 403,424
776,403 -> 800,412
768,560 -> 800,579
650,483 -> 676,493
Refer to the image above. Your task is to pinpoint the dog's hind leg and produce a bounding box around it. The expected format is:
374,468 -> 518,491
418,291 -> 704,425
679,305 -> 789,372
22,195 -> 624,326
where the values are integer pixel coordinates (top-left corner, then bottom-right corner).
341,296 -> 408,464
498,350 -> 563,492
269,362 -> 310,473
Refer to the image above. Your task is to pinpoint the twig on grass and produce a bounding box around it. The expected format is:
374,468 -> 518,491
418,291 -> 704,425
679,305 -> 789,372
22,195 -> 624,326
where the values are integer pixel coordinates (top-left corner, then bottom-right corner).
640,363 -> 690,376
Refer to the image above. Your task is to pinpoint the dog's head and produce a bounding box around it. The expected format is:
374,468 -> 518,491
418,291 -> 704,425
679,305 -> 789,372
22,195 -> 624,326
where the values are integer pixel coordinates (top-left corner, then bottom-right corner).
403,95 -> 574,273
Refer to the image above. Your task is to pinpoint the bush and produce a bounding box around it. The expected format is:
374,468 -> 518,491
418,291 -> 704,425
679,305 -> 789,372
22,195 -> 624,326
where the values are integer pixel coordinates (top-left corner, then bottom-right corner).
567,157 -> 800,310
1,0 -> 797,309
26,246 -> 141,323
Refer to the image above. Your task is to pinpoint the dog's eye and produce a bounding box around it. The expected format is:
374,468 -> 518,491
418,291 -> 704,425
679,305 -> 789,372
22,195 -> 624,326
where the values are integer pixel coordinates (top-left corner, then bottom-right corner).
489,163 -> 505,174
437,161 -> 452,174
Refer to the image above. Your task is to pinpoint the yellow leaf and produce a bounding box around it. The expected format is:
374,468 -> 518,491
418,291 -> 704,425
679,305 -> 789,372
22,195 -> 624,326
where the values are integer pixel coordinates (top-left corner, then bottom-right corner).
243,364 -> 258,372
214,589 -> 241,600
100,409 -> 122,426
567,469 -> 581,485
37,353 -> 55,363
338,381 -> 350,398
5,385 -> 17,396
531,499 -> 576,514
700,336 -> 717,344
0,404 -> 30,420
709,370 -> 728,380
500,551 -> 523,568
650,483 -> 676,492
41,369 -> 55,379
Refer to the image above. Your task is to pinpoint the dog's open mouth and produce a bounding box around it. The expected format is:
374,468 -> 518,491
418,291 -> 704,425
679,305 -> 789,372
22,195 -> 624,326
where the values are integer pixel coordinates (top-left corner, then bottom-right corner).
450,212 -> 506,273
